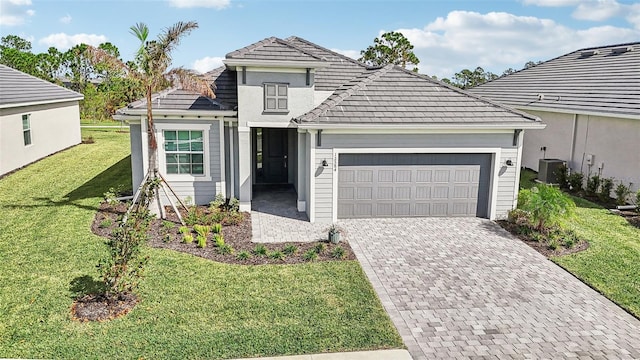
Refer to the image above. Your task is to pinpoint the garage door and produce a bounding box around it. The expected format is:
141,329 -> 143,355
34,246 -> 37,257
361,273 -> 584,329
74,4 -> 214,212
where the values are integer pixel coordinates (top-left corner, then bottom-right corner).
337,153 -> 491,218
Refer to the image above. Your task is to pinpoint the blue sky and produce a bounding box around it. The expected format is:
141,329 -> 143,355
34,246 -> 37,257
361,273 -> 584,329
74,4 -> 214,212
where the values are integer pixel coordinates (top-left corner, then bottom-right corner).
1,0 -> 639,79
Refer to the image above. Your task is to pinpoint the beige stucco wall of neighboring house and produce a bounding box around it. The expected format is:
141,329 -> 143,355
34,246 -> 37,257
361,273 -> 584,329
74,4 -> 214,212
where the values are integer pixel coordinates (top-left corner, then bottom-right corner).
0,101 -> 81,176
522,109 -> 640,193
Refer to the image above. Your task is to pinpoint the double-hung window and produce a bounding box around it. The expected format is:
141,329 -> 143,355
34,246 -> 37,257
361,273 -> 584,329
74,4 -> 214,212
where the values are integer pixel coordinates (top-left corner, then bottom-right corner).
264,83 -> 288,112
163,130 -> 204,175
22,114 -> 31,146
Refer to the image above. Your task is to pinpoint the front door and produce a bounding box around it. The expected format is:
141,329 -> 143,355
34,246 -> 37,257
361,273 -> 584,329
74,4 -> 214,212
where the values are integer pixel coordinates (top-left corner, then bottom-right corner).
261,128 -> 288,183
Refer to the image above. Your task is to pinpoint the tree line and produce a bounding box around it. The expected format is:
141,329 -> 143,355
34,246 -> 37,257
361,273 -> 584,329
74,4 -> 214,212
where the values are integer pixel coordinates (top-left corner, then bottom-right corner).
0,35 -> 143,121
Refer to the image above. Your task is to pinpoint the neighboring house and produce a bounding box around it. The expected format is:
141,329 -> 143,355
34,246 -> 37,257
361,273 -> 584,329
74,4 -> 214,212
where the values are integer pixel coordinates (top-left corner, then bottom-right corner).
0,65 -> 84,176
471,42 -> 640,193
115,36 -> 544,223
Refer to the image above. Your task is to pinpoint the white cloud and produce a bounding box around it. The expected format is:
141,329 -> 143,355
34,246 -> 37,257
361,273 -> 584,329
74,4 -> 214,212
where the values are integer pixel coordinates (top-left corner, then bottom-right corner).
38,33 -> 108,50
573,0 -> 623,21
193,56 -> 224,73
59,14 -> 72,24
168,0 -> 230,9
330,48 -> 360,60
393,10 -> 640,79
0,0 -> 35,26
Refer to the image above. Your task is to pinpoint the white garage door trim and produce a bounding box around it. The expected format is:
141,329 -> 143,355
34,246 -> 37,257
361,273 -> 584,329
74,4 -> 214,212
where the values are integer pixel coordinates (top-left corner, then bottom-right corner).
330,147 -> 501,222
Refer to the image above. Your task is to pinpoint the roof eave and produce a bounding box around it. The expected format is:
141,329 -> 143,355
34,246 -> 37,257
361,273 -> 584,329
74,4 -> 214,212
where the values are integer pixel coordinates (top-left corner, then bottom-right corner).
116,108 -> 238,118
223,59 -> 328,70
0,96 -> 84,109
295,122 -> 546,130
511,104 -> 640,121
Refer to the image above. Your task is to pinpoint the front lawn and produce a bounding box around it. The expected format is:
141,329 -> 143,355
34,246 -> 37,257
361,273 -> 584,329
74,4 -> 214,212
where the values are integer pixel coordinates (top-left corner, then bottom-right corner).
0,130 -> 403,359
519,169 -> 640,318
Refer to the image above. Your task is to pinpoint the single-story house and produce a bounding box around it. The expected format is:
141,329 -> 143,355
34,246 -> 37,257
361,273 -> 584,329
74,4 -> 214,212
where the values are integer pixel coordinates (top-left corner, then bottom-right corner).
0,64 -> 84,176
115,36 -> 545,223
471,42 -> 640,193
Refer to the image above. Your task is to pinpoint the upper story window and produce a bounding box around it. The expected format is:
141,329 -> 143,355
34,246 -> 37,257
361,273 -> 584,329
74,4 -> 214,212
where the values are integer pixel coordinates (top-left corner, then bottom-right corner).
163,130 -> 204,175
22,114 -> 31,146
264,83 -> 288,112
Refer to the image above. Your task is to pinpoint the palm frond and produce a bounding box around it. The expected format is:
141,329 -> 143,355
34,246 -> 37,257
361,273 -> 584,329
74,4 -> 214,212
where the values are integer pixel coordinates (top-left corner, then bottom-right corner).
166,67 -> 215,98
86,45 -> 134,77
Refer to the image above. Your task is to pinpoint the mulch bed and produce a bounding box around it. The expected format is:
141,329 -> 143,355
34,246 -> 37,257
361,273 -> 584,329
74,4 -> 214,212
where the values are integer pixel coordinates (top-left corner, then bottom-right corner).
71,293 -> 138,322
617,210 -> 640,229
91,202 -> 356,265
497,220 -> 589,257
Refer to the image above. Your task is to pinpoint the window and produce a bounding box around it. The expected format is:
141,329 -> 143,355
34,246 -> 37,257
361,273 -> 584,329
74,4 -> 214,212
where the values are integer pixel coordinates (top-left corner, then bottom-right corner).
163,130 -> 204,175
264,83 -> 288,112
22,114 -> 31,146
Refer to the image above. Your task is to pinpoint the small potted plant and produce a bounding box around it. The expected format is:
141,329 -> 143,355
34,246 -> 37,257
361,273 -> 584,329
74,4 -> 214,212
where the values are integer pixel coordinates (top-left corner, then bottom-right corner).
327,224 -> 342,244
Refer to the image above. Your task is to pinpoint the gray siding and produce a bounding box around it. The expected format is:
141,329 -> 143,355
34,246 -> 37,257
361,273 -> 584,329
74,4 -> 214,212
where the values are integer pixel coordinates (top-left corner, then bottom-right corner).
314,148 -> 333,222
312,132 -> 520,221
129,124 -> 144,192
321,133 -> 513,149
156,120 -> 223,206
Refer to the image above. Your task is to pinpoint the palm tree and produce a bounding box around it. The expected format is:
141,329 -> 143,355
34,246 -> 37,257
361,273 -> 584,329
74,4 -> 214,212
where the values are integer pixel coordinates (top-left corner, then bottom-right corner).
89,21 -> 214,218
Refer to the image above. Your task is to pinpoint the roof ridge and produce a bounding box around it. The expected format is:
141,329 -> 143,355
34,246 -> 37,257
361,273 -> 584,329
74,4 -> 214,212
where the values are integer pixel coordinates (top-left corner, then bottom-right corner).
284,36 -> 368,68
574,41 -> 640,52
0,64 -> 83,98
225,36 -> 323,61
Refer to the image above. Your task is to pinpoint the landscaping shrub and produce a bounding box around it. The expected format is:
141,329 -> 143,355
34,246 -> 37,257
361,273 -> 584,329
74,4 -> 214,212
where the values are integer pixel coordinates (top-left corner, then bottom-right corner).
283,244 -> 297,255
313,243 -> 326,254
598,177 -> 614,202
331,246 -> 346,260
99,219 -> 113,228
253,244 -> 267,256
236,250 -> 250,260
209,193 -> 226,211
178,226 -> 190,235
615,183 -> 632,206
567,172 -> 584,193
302,249 -> 318,262
218,244 -> 234,255
193,224 -> 210,238
586,174 -> 600,196
214,233 -> 225,247
182,234 -> 193,244
555,164 -> 569,190
517,184 -> 576,232
223,212 -> 244,226
212,223 -> 222,234
268,250 -> 285,260
196,235 -> 207,248
185,206 -> 208,226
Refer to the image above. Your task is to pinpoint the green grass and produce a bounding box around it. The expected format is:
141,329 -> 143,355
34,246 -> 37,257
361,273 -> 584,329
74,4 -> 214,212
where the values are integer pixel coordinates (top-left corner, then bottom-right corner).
0,130 -> 403,359
80,119 -> 125,126
519,169 -> 640,317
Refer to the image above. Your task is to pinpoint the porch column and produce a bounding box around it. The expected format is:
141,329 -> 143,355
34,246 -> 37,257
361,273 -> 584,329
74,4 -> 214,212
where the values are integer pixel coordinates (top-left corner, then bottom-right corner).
237,126 -> 252,212
297,129 -> 307,212
307,129 -> 317,223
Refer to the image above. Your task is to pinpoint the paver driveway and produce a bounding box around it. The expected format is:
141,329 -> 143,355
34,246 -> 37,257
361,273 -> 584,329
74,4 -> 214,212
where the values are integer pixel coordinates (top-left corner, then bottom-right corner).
343,217 -> 640,359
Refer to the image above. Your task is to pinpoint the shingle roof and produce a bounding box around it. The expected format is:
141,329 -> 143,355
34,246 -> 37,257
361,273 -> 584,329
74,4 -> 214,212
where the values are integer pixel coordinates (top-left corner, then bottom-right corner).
285,36 -> 368,91
470,42 -> 640,118
0,64 -> 83,107
226,37 -> 323,62
296,64 -> 540,125
204,66 -> 237,107
121,88 -> 233,112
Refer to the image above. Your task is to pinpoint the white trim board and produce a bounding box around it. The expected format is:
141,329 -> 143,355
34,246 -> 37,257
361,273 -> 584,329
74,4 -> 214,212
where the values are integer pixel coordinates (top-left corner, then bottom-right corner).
329,147 -> 502,223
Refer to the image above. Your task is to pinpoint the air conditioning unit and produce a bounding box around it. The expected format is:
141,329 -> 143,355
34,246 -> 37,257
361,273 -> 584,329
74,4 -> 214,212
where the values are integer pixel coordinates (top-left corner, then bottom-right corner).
538,159 -> 565,184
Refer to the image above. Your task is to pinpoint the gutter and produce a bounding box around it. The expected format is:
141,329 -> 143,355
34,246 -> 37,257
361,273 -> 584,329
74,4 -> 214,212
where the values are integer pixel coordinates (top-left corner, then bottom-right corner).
116,108 -> 238,118
295,122 -> 547,131
223,59 -> 328,69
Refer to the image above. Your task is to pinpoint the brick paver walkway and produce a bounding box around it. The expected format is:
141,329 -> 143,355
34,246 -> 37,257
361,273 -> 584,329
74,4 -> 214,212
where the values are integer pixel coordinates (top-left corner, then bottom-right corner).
344,217 -> 640,360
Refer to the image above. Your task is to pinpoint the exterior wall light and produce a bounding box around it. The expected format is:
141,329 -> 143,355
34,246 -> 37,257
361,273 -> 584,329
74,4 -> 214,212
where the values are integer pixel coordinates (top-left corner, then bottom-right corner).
322,159 -> 328,167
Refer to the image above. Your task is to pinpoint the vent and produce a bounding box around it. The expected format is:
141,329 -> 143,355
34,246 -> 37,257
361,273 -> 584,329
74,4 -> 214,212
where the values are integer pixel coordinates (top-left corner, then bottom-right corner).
611,46 -> 633,54
580,50 -> 600,57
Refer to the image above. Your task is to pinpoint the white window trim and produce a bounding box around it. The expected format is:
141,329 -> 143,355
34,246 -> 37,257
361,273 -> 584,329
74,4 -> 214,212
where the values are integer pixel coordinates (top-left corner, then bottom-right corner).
22,114 -> 32,147
329,147 -> 502,223
263,83 -> 289,113
155,123 -> 212,182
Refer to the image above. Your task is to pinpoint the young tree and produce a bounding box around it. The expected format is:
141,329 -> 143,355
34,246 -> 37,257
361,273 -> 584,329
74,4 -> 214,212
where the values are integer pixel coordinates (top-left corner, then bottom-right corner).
88,21 -> 214,298
358,31 -> 420,71
449,67 -> 498,89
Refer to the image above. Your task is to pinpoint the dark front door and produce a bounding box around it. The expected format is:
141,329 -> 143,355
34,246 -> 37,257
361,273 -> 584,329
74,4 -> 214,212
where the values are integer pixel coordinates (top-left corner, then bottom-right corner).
262,128 -> 288,183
